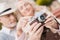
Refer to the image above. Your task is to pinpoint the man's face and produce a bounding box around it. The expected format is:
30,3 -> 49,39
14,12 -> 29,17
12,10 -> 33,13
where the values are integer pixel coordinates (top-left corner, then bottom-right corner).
0,13 -> 17,28
18,2 -> 34,16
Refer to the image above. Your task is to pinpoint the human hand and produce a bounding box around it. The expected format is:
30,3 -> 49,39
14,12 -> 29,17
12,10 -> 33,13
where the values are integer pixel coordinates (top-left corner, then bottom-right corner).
27,22 -> 44,40
44,16 -> 58,33
21,20 -> 44,40
16,16 -> 32,37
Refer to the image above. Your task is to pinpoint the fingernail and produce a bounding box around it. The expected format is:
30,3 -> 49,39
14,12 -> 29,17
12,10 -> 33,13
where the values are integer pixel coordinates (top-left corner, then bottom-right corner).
39,23 -> 41,24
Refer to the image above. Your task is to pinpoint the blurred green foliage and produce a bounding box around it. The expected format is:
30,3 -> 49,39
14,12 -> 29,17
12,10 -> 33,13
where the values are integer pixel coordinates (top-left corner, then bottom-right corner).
0,23 -> 2,30
35,0 -> 54,6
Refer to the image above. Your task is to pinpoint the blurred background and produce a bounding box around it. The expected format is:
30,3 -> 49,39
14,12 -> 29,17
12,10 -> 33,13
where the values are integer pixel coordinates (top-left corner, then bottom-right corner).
0,0 -> 18,9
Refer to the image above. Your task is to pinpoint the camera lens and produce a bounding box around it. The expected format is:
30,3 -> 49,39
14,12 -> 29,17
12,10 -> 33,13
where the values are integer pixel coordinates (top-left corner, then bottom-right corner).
40,15 -> 45,20
37,15 -> 46,23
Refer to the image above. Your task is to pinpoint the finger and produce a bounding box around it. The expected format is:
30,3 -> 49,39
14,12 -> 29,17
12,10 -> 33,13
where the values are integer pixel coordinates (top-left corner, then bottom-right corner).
29,22 -> 38,35
32,23 -> 41,33
44,19 -> 58,29
20,18 -> 28,28
54,13 -> 60,18
54,12 -> 60,16
22,22 -> 38,33
20,16 -> 32,22
56,15 -> 60,18
55,13 -> 60,17
35,26 -> 44,35
46,15 -> 51,19
17,29 -> 23,37
45,17 -> 53,23
17,17 -> 28,30
23,16 -> 32,21
38,26 -> 44,37
53,9 -> 60,15
20,16 -> 32,27
30,22 -> 38,32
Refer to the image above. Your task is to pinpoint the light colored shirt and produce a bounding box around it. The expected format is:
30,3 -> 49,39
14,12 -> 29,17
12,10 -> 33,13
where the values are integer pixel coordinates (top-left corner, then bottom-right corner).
0,26 -> 16,40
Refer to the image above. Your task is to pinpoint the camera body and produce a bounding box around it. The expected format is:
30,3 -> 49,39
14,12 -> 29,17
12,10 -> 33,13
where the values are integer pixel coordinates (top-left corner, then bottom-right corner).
30,10 -> 49,25
34,12 -> 47,23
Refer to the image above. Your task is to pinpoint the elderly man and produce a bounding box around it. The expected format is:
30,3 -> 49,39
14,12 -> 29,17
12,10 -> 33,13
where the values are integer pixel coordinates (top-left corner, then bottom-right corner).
0,3 -> 17,40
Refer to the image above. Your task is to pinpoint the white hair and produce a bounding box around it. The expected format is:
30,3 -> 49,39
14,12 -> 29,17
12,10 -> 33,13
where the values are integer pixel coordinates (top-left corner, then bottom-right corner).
16,0 -> 37,9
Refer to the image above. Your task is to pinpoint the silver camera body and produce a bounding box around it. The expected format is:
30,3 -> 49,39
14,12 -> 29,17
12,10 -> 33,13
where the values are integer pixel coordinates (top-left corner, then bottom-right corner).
34,11 -> 47,23
30,10 -> 48,25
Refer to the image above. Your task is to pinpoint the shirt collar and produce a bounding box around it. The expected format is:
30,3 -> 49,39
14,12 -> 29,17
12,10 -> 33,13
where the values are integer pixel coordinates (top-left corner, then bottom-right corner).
0,26 -> 15,35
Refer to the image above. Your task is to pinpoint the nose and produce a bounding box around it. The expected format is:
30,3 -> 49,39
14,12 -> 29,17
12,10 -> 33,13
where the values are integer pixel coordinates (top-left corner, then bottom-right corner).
9,15 -> 16,22
25,8 -> 30,12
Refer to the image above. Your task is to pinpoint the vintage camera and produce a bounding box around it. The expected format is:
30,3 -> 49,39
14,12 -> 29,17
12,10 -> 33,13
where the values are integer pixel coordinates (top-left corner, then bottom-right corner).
30,10 -> 48,25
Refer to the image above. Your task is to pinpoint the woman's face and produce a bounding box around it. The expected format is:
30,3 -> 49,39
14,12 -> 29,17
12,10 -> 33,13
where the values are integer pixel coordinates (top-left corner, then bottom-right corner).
0,13 -> 17,28
18,2 -> 34,16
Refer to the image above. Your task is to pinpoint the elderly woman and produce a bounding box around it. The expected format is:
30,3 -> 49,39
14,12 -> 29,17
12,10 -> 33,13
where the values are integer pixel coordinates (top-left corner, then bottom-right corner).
15,0 -> 45,40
